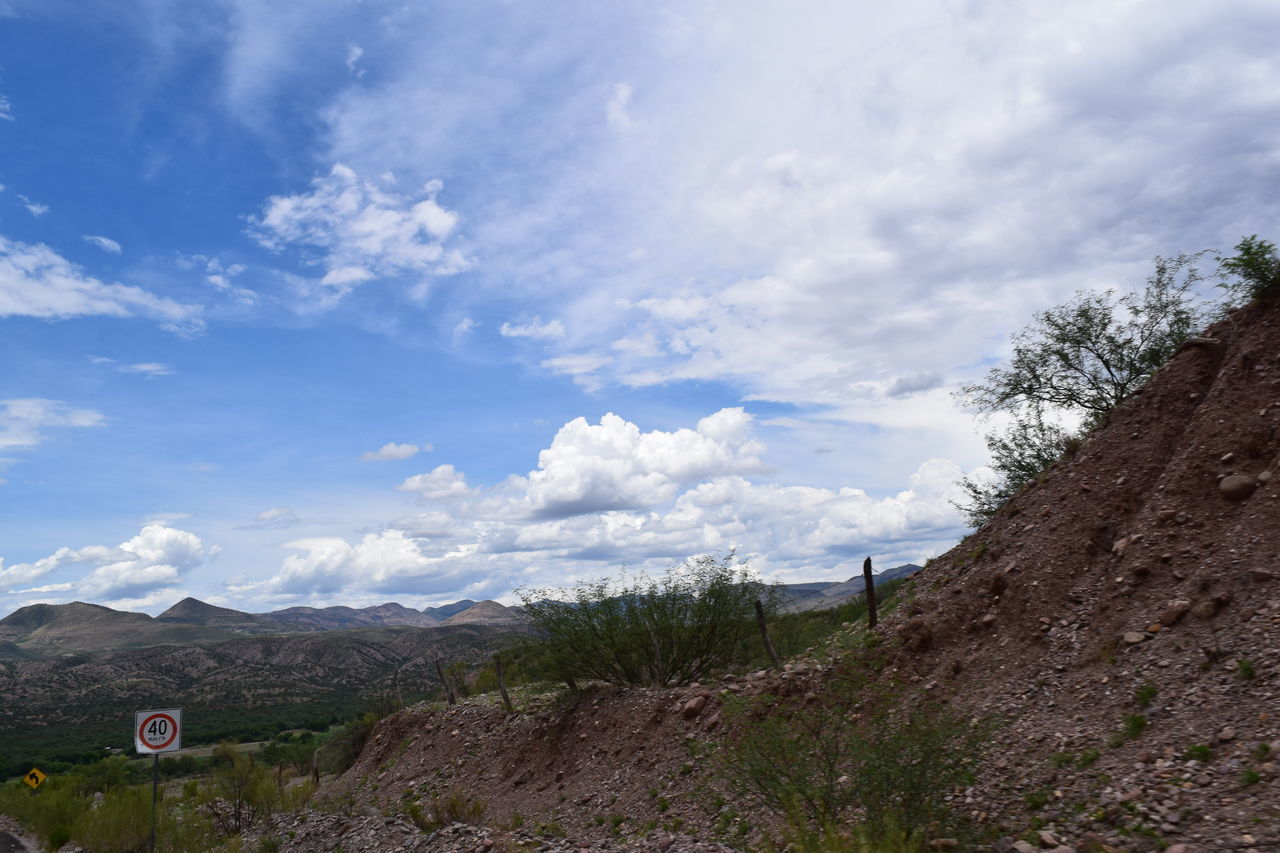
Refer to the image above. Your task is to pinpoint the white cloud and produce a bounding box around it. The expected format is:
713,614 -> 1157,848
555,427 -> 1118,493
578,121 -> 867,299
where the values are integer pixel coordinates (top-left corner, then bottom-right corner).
397,464 -> 470,500
119,362 -> 175,377
521,408 -> 766,518
345,42 -> 364,76
361,442 -> 426,461
499,318 -> 565,341
83,234 -> 122,254
0,236 -> 204,333
18,196 -> 48,217
248,164 -> 469,304
0,93 -> 11,121
0,523 -> 216,598
0,398 -> 105,450
245,507 -> 301,529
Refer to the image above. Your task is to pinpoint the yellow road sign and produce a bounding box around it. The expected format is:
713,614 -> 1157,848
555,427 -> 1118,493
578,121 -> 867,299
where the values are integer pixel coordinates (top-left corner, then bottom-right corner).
23,767 -> 46,789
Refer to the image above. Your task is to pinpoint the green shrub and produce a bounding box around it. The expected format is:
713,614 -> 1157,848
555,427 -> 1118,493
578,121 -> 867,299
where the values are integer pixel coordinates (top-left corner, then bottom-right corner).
1184,744 -> 1212,762
316,713 -> 379,774
406,787 -> 488,831
1218,235 -> 1280,303
716,665 -> 985,848
71,785 -> 152,853
517,553 -> 778,687
1134,683 -> 1157,708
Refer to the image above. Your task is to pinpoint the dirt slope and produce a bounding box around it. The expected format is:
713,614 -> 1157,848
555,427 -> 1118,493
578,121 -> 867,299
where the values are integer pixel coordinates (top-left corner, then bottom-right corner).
317,301 -> 1279,853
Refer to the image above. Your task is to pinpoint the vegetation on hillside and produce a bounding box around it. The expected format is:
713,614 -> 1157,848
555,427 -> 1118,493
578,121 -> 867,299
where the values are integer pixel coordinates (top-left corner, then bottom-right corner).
955,236 -> 1276,526
517,554 -> 779,688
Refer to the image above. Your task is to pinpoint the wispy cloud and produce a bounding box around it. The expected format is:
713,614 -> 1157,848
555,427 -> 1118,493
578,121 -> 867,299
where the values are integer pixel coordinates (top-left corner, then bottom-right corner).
17,195 -> 48,217
83,234 -> 123,254
0,236 -> 204,334
0,398 -> 105,450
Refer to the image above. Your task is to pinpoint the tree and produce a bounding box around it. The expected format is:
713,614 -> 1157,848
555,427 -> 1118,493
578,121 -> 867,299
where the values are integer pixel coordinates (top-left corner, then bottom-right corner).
1218,235 -> 1280,303
954,410 -> 1074,527
958,252 -> 1205,425
955,253 -> 1205,524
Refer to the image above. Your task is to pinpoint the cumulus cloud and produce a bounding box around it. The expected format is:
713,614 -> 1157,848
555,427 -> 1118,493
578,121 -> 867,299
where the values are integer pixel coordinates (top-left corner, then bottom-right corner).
397,464 -> 470,500
0,398 -> 105,450
0,236 -> 204,333
522,408 -> 766,518
250,407 -> 976,601
83,234 -> 122,254
269,529 -> 482,596
361,441 -> 427,461
248,164 -> 469,304
0,523 -> 217,598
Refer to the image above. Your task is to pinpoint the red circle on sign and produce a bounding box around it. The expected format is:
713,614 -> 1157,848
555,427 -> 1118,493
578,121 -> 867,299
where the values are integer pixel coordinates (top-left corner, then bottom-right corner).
138,713 -> 178,750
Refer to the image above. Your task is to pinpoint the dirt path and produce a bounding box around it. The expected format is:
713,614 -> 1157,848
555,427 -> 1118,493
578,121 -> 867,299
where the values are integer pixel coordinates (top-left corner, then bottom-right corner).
0,817 -> 40,853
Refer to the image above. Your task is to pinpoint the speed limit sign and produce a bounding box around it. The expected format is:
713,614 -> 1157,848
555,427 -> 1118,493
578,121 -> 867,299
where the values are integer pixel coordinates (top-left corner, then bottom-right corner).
134,709 -> 182,754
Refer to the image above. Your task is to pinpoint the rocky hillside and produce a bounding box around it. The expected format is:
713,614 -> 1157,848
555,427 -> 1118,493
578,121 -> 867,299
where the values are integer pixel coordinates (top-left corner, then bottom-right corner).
312,301 -> 1278,853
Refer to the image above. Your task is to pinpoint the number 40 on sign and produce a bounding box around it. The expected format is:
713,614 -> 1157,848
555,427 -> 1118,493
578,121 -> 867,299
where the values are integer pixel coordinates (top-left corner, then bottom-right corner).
135,709 -> 182,754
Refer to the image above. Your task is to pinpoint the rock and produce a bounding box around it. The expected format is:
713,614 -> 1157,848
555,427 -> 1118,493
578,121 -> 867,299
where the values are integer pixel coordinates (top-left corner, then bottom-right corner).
1123,631 -> 1145,644
1219,474 -> 1257,500
1164,845 -> 1193,853
1191,599 -> 1219,619
1156,509 -> 1178,523
1159,600 -> 1191,625
1012,841 -> 1037,853
682,696 -> 707,718
927,839 -> 959,849
1259,470 -> 1273,483
1248,569 -> 1275,582
1038,829 -> 1061,846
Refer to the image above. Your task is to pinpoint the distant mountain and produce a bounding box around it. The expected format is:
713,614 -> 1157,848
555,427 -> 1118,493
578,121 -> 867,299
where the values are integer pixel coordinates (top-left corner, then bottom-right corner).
779,564 -> 923,614
0,601 -> 221,652
423,600 -> 476,620
442,600 -> 521,626
157,597 -> 272,630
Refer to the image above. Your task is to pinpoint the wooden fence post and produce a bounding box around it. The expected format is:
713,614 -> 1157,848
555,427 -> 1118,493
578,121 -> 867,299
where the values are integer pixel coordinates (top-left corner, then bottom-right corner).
754,599 -> 781,669
863,556 -> 878,629
494,653 -> 514,713
434,658 -> 456,705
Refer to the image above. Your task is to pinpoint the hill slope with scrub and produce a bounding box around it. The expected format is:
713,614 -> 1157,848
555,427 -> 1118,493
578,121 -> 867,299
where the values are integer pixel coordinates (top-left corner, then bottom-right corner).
301,300 -> 1280,853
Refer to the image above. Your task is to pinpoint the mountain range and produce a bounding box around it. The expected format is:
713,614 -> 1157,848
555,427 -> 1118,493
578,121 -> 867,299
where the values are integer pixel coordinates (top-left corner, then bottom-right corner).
0,566 -> 919,659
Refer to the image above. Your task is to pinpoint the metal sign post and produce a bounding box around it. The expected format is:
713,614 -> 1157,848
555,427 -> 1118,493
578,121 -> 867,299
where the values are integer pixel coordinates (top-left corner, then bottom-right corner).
135,709 -> 182,851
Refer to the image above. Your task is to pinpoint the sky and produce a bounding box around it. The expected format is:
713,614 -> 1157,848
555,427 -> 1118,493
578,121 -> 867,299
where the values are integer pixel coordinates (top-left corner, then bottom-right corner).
1,0 -> 1278,616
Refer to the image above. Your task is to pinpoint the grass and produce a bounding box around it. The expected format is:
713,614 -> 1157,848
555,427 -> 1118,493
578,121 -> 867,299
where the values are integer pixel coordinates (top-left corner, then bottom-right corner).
1184,744 -> 1212,762
1237,659 -> 1256,680
1134,683 -> 1157,707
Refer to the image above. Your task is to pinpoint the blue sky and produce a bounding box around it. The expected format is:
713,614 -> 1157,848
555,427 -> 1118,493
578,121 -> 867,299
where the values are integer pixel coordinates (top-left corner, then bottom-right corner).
2,0 -> 1277,615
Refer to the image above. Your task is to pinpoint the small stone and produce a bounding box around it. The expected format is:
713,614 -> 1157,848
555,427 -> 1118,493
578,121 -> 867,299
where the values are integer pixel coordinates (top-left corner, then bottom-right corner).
1219,474 -> 1257,500
1259,470 -> 1272,483
682,696 -> 707,718
1165,845 -> 1193,853
1038,829 -> 1060,846
1147,623 -> 1162,633
1248,569 -> 1275,582
1217,727 -> 1236,742
927,840 -> 959,849
1012,841 -> 1037,853
1157,509 -> 1178,523
1124,631 -> 1145,644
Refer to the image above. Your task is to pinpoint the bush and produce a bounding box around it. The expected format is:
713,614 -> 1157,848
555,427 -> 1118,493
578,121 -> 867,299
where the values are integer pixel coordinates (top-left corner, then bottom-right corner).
517,553 -> 777,687
71,785 -> 152,853
1219,235 -> 1280,303
406,787 -> 488,831
716,665 -> 986,849
315,713 -> 380,774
